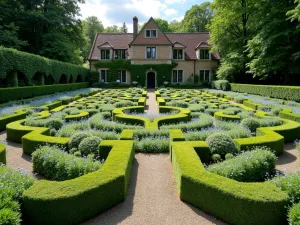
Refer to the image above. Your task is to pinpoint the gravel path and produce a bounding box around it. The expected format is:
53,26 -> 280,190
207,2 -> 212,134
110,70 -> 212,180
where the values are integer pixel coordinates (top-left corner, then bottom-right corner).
82,154 -> 226,225
0,131 -> 41,179
145,89 -> 159,115
276,143 -> 299,174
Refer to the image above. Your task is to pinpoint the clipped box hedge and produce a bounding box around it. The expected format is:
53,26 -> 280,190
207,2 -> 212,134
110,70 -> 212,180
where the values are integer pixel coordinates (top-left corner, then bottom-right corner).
214,111 -> 241,122
170,142 -> 288,225
23,140 -> 134,225
0,109 -> 26,131
0,143 -> 6,164
0,82 -> 89,103
231,83 -> 300,101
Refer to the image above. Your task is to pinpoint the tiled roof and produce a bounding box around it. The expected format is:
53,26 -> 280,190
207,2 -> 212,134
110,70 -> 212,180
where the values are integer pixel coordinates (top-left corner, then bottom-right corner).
88,32 -> 220,60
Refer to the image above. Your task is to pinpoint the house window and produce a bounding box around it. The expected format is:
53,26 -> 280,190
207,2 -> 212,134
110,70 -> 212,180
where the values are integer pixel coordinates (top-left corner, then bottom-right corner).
100,49 -> 110,60
199,70 -> 210,82
172,70 -> 183,83
146,47 -> 156,59
99,70 -> 109,82
145,29 -> 157,38
114,49 -> 126,59
117,70 -> 127,83
199,49 -> 210,60
173,49 -> 184,60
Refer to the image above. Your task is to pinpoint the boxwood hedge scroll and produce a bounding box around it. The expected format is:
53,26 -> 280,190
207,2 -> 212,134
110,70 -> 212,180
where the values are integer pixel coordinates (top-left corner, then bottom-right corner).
23,140 -> 134,225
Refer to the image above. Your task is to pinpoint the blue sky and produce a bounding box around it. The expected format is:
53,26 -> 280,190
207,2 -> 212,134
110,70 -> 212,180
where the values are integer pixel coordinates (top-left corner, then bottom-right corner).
79,0 -> 212,32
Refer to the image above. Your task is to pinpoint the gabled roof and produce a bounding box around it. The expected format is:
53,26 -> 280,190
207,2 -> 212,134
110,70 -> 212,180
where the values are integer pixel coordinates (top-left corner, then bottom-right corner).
173,41 -> 186,48
129,17 -> 172,46
88,33 -> 133,60
195,41 -> 211,49
98,42 -> 113,48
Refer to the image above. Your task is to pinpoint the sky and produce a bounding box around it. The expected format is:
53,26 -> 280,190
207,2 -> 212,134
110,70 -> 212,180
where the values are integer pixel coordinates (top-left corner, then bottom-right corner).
79,0 -> 212,32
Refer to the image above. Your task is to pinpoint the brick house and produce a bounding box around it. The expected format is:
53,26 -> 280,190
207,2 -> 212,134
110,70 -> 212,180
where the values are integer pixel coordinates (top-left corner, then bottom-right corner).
88,17 -> 220,88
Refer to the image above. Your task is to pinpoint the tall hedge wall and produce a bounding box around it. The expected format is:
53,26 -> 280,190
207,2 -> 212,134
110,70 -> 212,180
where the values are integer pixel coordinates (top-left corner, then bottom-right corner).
0,47 -> 89,84
231,84 -> 300,101
0,83 -> 89,103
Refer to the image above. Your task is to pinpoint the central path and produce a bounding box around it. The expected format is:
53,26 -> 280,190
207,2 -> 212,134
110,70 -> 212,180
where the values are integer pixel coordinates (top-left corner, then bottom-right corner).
83,154 -> 226,225
145,89 -> 159,115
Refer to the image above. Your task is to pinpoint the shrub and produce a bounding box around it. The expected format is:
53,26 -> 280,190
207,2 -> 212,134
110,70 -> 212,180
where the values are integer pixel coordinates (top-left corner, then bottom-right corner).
166,100 -> 189,108
78,136 -> 102,156
57,122 -> 90,137
69,132 -> 92,149
205,108 -> 218,116
189,104 -> 205,112
241,118 -> 260,133
205,133 -> 237,157
45,118 -> 64,130
271,171 -> 300,204
115,101 -> 137,108
32,146 -> 102,181
207,149 -> 276,182
211,154 -> 221,162
134,137 -> 169,153
212,80 -> 230,91
225,153 -> 234,160
288,203 -> 300,225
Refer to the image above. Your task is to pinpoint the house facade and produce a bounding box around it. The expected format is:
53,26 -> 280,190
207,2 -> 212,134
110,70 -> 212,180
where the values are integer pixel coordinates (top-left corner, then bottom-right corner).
88,17 -> 220,88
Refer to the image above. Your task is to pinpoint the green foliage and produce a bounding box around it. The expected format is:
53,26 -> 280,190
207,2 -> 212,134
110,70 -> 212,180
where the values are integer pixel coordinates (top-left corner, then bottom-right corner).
23,141 -> 134,225
0,143 -> 6,164
206,133 -> 237,157
78,136 -> 102,156
271,171 -> 300,204
211,80 -> 230,91
288,203 -> 300,225
241,117 -> 260,132
69,132 -> 93,149
207,149 -> 276,182
211,153 -> 221,162
0,47 -> 89,84
171,142 -> 288,225
134,137 -> 169,153
231,84 -> 300,101
32,146 -> 102,181
45,118 -> 64,130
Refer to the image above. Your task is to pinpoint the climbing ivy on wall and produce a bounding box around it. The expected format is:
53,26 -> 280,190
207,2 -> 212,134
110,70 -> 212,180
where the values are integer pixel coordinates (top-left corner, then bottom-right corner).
94,60 -> 177,86
94,60 -> 132,82
0,47 -> 89,85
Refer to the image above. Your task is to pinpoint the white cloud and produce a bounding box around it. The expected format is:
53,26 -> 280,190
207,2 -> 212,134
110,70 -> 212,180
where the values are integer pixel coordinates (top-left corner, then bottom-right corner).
164,0 -> 187,4
171,15 -> 184,22
165,8 -> 177,16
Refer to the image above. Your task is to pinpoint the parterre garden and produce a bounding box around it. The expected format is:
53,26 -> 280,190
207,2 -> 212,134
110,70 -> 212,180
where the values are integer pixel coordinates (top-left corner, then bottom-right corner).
2,86 -> 300,225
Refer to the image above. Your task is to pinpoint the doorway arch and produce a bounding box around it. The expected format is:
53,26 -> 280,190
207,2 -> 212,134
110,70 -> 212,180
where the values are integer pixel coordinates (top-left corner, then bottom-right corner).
146,71 -> 156,89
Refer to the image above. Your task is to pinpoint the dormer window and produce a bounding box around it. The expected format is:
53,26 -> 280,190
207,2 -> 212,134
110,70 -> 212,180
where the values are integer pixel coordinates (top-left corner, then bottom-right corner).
145,29 -> 157,38
199,49 -> 210,60
100,49 -> 111,60
173,49 -> 184,60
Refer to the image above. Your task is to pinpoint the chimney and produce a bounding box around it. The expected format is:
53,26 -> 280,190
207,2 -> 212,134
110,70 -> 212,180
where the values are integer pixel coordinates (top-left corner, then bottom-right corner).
133,16 -> 138,39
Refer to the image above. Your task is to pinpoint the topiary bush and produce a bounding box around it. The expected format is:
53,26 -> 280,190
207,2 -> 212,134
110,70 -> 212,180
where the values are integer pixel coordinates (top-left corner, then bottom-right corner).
241,118 -> 260,133
207,149 -> 276,182
45,118 -> 64,130
205,133 -> 237,157
68,132 -> 92,149
211,154 -> 221,162
78,136 -> 102,156
32,146 -> 102,181
212,80 -> 230,91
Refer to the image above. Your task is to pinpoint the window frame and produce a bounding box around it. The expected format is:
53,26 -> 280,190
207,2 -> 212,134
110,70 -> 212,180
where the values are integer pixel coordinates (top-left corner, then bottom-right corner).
173,49 -> 184,60
114,49 -> 126,59
99,69 -> 109,83
145,29 -> 157,38
199,70 -> 211,82
199,48 -> 210,60
172,70 -> 184,84
146,47 -> 157,59
117,70 -> 127,83
99,49 -> 111,60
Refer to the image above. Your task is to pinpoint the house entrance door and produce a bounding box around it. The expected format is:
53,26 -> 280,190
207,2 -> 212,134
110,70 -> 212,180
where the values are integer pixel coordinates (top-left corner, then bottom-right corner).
147,72 -> 155,88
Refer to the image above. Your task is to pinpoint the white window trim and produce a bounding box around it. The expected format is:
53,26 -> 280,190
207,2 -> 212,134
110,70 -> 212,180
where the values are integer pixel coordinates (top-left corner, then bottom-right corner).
173,48 -> 185,60
172,69 -> 184,84
145,29 -> 158,38
99,49 -> 112,60
199,69 -> 211,82
198,48 -> 211,60
99,69 -> 109,83
145,46 -> 157,60
117,70 -> 127,83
